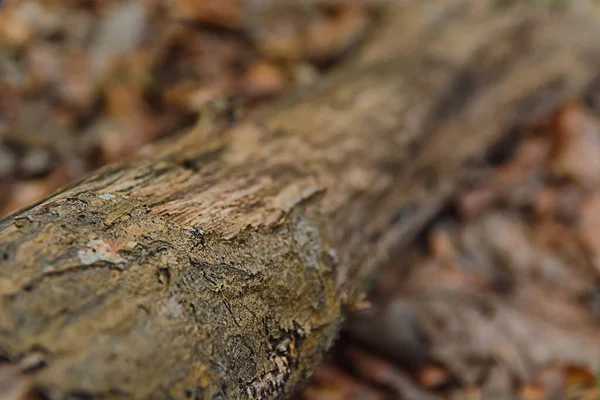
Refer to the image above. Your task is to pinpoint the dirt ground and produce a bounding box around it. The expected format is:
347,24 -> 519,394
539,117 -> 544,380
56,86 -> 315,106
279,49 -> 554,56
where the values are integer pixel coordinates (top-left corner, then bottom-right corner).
2,1 -> 600,399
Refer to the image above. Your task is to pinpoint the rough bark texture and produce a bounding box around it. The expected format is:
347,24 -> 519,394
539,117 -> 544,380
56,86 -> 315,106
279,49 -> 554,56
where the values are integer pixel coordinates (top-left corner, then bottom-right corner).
1,1 -> 600,399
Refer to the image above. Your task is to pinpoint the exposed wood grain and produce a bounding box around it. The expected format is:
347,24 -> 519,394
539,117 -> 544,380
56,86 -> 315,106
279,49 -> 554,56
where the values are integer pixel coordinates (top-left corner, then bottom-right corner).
1,1 -> 600,399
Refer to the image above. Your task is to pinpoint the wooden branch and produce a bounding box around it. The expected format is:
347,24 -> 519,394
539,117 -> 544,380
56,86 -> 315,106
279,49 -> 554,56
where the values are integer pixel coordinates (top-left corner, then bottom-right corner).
1,1 -> 600,399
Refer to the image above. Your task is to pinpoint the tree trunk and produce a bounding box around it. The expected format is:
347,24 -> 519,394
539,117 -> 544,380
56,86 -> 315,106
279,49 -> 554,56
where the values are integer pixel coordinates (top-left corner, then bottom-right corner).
1,1 -> 600,399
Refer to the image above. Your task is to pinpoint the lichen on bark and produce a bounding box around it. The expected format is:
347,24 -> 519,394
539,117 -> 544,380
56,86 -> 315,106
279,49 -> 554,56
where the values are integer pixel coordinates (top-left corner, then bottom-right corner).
2,1 -> 600,399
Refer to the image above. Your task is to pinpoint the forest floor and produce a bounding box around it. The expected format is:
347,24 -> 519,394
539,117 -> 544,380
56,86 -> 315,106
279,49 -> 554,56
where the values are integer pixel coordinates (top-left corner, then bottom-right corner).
299,99 -> 600,399
2,1 -> 600,399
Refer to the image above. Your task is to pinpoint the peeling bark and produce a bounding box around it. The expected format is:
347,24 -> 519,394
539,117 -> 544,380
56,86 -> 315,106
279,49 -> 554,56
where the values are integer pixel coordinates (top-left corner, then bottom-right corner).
1,1 -> 600,399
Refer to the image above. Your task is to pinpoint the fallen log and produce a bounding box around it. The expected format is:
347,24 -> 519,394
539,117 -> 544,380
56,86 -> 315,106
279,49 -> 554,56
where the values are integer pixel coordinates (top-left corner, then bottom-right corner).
1,1 -> 600,399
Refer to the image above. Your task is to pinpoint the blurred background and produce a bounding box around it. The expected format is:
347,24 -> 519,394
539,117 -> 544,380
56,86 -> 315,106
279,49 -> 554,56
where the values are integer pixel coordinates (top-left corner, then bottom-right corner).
2,1 -> 600,399
0,0 -> 376,216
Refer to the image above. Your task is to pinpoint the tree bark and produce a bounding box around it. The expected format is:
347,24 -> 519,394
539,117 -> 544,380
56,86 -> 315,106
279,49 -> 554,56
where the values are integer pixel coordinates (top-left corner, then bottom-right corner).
1,1 -> 600,399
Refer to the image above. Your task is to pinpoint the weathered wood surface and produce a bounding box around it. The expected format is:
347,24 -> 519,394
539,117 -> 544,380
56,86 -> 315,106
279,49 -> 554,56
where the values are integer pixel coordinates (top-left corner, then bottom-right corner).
1,1 -> 600,399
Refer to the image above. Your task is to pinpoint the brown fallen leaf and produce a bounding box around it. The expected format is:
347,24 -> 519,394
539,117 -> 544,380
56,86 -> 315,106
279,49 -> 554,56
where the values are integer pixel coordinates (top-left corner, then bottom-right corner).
549,101 -> 600,187
170,0 -> 243,28
305,6 -> 369,63
345,347 -> 441,400
418,364 -> 450,390
240,60 -> 288,100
